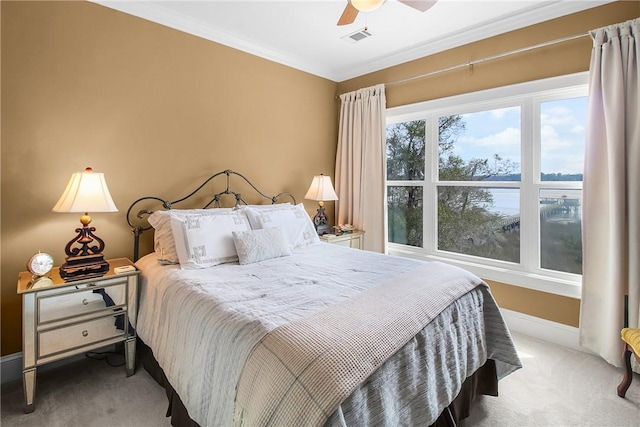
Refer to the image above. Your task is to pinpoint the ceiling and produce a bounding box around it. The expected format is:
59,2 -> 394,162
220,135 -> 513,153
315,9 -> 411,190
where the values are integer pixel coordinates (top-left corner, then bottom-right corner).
92,1 -> 612,82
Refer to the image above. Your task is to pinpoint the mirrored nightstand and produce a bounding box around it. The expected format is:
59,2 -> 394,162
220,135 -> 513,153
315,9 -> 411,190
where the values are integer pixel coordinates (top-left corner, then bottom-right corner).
17,258 -> 139,413
319,230 -> 365,249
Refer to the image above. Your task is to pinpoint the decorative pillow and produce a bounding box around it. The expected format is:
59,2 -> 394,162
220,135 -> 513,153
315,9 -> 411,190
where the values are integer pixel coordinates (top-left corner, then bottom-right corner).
148,209 -> 232,264
232,228 -> 292,265
243,203 -> 320,249
168,209 -> 250,269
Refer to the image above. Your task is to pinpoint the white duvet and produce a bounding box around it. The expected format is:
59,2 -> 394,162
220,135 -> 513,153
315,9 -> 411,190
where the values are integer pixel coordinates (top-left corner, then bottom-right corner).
136,242 -> 521,427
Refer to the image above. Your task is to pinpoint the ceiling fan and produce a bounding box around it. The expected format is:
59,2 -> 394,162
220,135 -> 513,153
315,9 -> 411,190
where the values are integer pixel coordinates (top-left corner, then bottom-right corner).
338,0 -> 438,26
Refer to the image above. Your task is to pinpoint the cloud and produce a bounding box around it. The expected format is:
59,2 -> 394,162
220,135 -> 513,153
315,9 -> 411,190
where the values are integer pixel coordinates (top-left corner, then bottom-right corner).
540,152 -> 584,175
570,124 -> 585,133
468,107 -> 519,120
540,123 -> 584,174
454,127 -> 521,164
541,104 -> 585,128
447,100 -> 585,175
489,107 -> 517,119
541,125 -> 573,151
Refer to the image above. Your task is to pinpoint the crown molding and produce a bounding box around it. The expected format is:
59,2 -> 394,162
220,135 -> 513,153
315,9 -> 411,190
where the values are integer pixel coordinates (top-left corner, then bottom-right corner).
92,1 -> 613,83
335,0 -> 611,81
91,0 -> 340,81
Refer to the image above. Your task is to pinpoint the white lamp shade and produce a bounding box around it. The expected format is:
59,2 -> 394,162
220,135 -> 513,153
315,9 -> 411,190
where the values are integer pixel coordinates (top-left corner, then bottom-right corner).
304,175 -> 338,202
350,0 -> 386,12
52,167 -> 118,213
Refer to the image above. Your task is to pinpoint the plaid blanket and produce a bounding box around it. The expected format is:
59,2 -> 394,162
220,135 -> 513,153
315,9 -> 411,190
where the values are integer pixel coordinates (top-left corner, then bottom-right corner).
234,261 -> 484,427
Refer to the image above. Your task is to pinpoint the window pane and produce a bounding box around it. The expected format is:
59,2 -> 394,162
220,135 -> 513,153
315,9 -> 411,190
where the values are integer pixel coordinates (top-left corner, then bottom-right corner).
386,120 -> 425,181
540,97 -> 587,181
388,186 -> 423,247
438,108 -> 521,182
438,186 -> 520,262
540,189 -> 582,274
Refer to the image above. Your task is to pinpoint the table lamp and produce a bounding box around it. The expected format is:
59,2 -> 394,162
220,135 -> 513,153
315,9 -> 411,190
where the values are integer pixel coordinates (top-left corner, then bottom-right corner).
304,174 -> 338,235
53,167 -> 118,281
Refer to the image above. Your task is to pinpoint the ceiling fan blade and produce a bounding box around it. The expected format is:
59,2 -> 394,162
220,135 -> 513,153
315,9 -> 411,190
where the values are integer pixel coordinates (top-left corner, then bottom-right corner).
337,3 -> 359,26
398,0 -> 438,12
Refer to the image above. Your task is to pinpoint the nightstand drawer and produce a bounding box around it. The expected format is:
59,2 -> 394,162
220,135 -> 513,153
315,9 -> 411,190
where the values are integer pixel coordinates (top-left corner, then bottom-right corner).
38,313 -> 126,358
37,282 -> 126,324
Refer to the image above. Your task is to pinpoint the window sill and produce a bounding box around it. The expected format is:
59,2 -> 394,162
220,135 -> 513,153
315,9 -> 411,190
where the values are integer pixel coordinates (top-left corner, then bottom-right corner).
386,246 -> 582,299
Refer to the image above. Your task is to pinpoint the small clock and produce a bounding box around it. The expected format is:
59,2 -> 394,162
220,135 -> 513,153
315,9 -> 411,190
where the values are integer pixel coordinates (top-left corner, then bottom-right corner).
27,252 -> 54,277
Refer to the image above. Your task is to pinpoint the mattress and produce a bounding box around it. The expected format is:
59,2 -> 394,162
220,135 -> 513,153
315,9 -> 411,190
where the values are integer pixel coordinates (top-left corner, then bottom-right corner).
135,242 -> 521,426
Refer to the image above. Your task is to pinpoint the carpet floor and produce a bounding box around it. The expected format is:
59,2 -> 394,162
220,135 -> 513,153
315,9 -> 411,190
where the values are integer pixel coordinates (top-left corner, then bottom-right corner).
459,332 -> 639,427
1,332 -> 638,426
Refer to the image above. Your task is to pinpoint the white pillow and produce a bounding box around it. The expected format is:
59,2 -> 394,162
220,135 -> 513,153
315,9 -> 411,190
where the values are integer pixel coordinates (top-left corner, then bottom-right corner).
232,228 -> 292,265
243,203 -> 320,249
148,209 -> 232,264
235,203 -> 291,210
168,209 -> 250,269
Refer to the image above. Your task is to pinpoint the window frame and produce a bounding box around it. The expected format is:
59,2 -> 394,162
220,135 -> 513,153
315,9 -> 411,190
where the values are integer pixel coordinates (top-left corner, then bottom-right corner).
385,72 -> 589,298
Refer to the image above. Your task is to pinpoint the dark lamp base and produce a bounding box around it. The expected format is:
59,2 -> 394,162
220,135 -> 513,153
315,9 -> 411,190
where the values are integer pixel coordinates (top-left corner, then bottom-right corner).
316,224 -> 333,235
59,253 -> 109,282
312,205 -> 334,236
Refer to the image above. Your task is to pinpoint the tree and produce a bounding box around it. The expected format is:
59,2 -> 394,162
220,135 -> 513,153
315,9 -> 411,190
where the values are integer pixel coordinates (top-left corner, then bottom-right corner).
437,115 -> 519,259
387,115 -> 582,271
386,120 -> 426,247
387,120 -> 425,247
387,120 -> 426,181
386,116 -> 518,258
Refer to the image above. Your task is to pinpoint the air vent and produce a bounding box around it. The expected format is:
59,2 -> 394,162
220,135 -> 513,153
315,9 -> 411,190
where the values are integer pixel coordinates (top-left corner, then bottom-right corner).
342,28 -> 373,43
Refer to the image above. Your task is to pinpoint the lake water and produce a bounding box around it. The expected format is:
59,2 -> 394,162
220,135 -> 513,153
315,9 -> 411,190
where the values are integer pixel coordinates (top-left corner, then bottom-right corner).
487,188 -> 582,216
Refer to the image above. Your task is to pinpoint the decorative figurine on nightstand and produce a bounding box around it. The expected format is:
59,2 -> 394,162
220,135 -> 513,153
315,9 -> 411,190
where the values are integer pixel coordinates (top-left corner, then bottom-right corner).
52,167 -> 118,281
26,252 -> 54,289
304,174 -> 339,235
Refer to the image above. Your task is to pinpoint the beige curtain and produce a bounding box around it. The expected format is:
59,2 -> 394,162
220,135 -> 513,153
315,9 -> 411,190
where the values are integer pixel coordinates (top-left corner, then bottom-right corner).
335,84 -> 386,253
580,18 -> 640,368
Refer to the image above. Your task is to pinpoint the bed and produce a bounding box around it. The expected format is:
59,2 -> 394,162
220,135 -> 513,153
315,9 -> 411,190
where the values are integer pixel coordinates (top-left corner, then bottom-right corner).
126,170 -> 521,427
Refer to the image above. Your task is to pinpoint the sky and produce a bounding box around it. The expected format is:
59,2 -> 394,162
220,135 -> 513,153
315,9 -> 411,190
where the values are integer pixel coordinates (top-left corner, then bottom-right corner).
447,97 -> 587,215
451,96 -> 588,177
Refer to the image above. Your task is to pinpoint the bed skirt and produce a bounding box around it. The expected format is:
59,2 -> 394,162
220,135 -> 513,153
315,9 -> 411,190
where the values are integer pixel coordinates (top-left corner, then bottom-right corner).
138,339 -> 498,427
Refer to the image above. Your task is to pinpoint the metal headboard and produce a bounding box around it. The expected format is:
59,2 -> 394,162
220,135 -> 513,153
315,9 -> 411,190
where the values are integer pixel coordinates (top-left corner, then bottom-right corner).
126,169 -> 296,261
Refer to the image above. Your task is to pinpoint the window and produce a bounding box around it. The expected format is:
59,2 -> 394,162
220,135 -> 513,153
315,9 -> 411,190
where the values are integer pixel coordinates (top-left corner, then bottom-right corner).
385,74 -> 588,297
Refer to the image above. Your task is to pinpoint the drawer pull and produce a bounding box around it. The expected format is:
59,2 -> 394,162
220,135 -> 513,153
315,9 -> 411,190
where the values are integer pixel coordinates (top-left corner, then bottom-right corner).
82,299 -> 89,306
82,330 -> 88,337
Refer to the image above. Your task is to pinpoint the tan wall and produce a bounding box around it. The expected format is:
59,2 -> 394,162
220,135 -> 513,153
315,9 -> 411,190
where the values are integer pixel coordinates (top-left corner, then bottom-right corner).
485,281 -> 581,328
1,1 -> 339,356
3,1 -> 638,357
339,1 -> 640,108
339,0 -> 640,327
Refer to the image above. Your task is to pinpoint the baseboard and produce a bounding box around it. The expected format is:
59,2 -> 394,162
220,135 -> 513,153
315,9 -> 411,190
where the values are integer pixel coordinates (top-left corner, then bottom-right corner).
1,345 -> 117,386
500,308 -> 594,354
1,352 -> 88,386
1,352 -> 23,385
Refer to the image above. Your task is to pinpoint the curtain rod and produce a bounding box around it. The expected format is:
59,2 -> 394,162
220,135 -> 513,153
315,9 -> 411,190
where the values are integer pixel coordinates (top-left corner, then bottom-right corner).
385,32 -> 590,87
